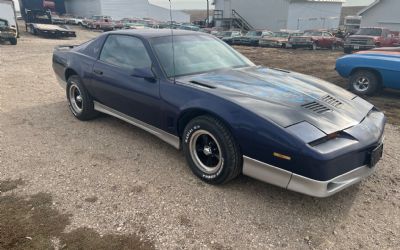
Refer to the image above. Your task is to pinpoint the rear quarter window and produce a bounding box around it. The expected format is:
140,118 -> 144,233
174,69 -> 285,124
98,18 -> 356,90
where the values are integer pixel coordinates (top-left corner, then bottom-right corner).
77,35 -> 107,58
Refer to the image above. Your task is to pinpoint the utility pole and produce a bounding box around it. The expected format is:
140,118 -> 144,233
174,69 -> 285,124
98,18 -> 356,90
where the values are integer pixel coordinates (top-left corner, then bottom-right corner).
206,0 -> 210,27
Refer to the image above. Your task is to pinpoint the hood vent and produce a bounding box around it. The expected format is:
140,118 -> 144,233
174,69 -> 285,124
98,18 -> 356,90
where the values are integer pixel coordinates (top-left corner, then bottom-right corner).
321,95 -> 342,107
302,102 -> 331,114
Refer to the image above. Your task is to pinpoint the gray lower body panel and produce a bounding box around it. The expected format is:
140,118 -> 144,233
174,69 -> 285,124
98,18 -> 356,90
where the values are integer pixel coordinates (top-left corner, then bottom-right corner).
242,156 -> 376,198
94,101 -> 181,150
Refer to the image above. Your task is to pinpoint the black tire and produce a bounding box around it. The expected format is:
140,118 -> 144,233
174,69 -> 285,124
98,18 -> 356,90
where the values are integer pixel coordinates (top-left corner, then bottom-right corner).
349,70 -> 380,96
344,48 -> 352,54
66,75 -> 98,121
9,38 -> 17,45
182,115 -> 242,185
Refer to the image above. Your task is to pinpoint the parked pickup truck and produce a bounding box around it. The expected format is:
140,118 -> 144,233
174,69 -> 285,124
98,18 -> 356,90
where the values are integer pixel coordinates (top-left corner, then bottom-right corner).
86,15 -> 114,31
0,18 -> 17,45
344,27 -> 400,54
289,30 -> 342,50
336,47 -> 400,95
0,0 -> 18,45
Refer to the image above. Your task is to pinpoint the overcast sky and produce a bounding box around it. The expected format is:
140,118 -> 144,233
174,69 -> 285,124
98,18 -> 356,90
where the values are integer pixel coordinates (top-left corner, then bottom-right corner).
13,0 -> 376,11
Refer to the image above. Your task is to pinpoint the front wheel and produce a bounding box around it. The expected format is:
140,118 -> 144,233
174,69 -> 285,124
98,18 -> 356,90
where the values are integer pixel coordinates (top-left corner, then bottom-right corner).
182,116 -> 242,185
349,70 -> 380,96
66,75 -> 98,120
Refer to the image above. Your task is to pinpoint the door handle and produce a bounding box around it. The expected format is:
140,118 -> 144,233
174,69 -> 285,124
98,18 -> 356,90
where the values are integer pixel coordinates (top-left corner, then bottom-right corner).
93,69 -> 103,75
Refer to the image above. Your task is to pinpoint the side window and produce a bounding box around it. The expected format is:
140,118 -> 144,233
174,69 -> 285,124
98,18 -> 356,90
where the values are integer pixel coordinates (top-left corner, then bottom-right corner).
100,35 -> 152,70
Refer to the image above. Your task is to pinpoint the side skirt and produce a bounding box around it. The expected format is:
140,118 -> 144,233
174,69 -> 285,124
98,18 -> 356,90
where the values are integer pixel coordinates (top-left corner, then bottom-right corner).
93,101 -> 181,150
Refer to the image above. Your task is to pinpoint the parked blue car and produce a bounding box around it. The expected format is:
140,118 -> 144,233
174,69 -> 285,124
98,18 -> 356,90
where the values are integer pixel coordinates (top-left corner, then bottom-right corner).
53,30 -> 385,197
336,47 -> 400,96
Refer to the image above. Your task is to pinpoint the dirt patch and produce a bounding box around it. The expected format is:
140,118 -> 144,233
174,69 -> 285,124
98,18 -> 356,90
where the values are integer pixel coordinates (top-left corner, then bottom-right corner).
84,196 -> 98,203
234,46 -> 400,125
0,184 -> 154,250
0,179 -> 24,192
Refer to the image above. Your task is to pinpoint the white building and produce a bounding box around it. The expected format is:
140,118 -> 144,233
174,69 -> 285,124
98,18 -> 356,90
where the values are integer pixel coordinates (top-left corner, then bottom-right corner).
64,0 -> 190,22
213,0 -> 344,31
358,0 -> 400,31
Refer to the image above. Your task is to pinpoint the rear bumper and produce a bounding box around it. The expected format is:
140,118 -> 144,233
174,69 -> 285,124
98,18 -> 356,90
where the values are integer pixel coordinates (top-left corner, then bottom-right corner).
243,156 -> 378,198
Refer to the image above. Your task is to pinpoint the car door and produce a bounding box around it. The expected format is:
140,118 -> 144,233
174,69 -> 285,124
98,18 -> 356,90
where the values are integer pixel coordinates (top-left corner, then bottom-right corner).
322,32 -> 333,47
91,34 -> 161,127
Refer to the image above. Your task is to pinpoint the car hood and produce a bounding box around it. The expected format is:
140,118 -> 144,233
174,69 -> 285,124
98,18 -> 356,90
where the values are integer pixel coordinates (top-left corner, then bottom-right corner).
178,67 -> 373,135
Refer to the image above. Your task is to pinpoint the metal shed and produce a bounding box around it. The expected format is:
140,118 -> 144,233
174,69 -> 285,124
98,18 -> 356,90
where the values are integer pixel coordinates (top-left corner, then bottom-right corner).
213,0 -> 344,31
64,0 -> 190,22
358,0 -> 400,31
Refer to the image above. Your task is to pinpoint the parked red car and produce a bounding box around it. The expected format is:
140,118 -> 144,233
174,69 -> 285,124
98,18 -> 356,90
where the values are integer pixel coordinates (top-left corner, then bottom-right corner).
344,27 -> 400,54
289,30 -> 343,50
86,15 -> 114,31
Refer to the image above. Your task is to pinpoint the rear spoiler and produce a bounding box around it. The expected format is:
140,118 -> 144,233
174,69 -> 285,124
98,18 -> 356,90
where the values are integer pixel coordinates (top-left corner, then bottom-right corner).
54,45 -> 76,51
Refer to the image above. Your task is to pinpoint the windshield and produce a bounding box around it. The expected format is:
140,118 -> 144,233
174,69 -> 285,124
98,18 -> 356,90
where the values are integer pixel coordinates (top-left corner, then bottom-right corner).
272,32 -> 289,38
151,35 -> 254,78
356,28 -> 382,36
246,31 -> 262,37
304,31 -> 322,36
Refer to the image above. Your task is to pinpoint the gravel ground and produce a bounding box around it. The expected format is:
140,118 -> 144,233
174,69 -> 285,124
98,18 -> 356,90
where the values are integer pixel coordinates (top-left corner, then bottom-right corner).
1,25 -> 399,249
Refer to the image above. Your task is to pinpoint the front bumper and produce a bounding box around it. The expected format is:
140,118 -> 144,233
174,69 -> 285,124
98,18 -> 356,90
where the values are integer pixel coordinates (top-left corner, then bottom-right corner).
243,156 -> 378,198
0,32 -> 17,39
344,44 -> 376,50
243,109 -> 385,198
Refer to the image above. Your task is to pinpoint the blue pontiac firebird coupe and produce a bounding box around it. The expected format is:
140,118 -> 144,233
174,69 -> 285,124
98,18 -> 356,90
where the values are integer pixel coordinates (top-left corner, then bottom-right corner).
53,30 -> 385,197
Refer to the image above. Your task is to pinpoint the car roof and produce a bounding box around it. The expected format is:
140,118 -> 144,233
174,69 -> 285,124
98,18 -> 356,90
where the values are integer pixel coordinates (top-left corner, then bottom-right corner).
105,29 -> 203,39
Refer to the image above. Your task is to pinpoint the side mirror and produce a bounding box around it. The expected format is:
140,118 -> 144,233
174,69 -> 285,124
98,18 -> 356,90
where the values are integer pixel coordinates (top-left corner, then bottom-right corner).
131,67 -> 156,82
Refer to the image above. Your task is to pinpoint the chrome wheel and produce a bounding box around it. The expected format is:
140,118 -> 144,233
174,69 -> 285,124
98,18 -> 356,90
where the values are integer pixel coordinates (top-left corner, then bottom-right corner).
189,130 -> 223,175
69,83 -> 83,114
353,76 -> 370,92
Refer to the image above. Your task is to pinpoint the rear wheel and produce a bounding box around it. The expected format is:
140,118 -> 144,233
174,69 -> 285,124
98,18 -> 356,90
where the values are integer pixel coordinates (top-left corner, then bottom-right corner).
66,75 -> 98,120
182,116 -> 242,185
349,70 -> 380,96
